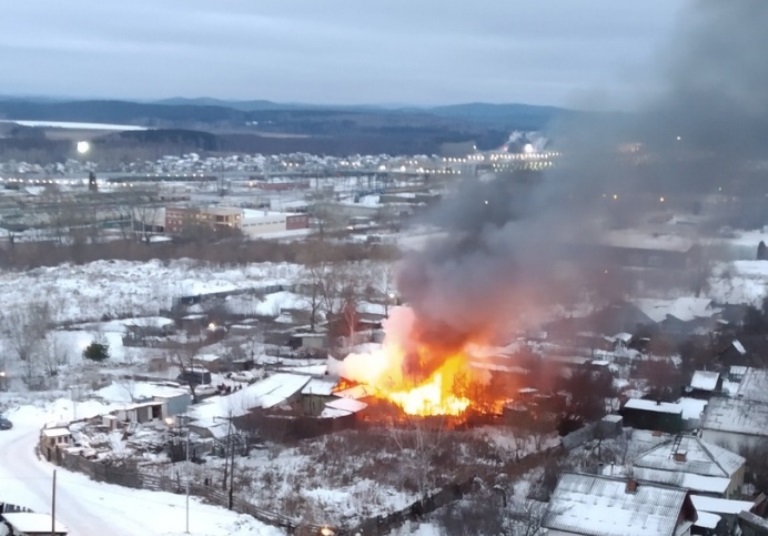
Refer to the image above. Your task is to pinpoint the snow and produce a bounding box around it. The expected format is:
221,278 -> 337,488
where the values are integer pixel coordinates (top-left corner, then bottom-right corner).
690,495 -> 755,515
732,340 -> 747,355
623,398 -> 683,415
2,513 -> 67,534
96,381 -> 189,404
690,371 -> 719,391
677,397 -> 708,421
325,397 -> 367,414
634,297 -> 715,323
0,259 -> 300,324
0,398 -> 286,536
300,378 -> 337,396
545,473 -> 688,536
708,261 -> 768,306
694,511 -> 721,530
0,119 -> 149,131
189,373 -> 310,423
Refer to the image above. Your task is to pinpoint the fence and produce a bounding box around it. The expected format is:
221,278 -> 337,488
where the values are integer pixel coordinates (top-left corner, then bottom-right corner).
346,445 -> 563,536
46,439 -> 563,536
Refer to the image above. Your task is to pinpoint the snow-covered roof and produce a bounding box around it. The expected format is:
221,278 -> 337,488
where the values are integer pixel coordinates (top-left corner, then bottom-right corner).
690,371 -> 720,392
543,473 -> 689,536
42,427 -> 71,438
702,398 -> 768,437
598,229 -> 697,253
189,373 -> 311,421
334,384 -> 375,400
677,397 -> 707,420
690,495 -> 754,515
623,399 -> 683,415
736,368 -> 768,403
3,512 -> 67,533
301,377 -> 337,396
694,511 -> 721,530
614,332 -> 633,343
634,468 -> 730,494
325,397 -> 367,414
635,297 -> 716,324
634,435 -> 744,478
730,365 -> 748,376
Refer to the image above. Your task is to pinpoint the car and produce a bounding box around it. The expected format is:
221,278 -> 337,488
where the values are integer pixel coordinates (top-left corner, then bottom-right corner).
0,416 -> 12,430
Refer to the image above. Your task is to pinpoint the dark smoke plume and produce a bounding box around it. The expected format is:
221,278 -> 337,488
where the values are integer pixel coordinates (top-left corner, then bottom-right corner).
396,0 -> 768,377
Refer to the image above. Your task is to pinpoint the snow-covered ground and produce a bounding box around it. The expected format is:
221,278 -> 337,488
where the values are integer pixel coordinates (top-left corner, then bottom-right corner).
708,260 -> 768,305
0,399 -> 285,536
0,259 -> 301,323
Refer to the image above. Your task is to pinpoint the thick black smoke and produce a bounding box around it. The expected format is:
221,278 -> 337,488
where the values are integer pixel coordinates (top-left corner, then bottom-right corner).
396,0 -> 768,372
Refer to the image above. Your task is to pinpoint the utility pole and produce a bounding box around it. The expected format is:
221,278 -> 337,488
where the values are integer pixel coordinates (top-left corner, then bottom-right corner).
51,469 -> 57,536
185,414 -> 190,534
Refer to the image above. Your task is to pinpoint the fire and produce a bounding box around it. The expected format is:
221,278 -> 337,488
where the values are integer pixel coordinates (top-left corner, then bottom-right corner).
340,307 -> 486,417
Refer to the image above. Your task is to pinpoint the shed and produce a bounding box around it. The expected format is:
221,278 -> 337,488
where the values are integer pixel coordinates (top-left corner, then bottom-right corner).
688,371 -> 721,398
621,399 -> 683,434
3,512 -> 67,536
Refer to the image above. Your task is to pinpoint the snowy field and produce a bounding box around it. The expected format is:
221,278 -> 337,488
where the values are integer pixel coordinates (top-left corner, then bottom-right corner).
0,259 -> 301,323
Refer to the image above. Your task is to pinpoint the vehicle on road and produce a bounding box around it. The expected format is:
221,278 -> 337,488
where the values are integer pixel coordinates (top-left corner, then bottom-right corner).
0,416 -> 12,430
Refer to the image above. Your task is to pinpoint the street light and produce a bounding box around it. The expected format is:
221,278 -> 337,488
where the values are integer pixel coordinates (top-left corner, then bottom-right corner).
76,141 -> 91,155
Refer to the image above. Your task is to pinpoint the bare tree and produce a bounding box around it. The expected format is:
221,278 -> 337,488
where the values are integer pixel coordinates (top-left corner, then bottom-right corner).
298,240 -> 330,332
505,499 -> 547,536
167,344 -> 203,403
4,303 -> 51,385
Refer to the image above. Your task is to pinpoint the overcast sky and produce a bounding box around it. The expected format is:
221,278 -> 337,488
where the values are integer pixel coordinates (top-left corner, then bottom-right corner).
0,1 -> 688,107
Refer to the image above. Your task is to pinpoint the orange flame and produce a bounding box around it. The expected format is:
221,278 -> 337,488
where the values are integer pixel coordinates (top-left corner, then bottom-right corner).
340,307 -> 488,416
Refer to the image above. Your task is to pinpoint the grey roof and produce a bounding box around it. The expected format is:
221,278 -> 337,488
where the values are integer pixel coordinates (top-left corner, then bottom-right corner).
634,435 -> 745,478
543,473 -> 689,536
702,397 -> 768,437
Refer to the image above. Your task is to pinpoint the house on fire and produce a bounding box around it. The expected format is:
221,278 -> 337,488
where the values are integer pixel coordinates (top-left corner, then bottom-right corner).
542,473 -> 697,536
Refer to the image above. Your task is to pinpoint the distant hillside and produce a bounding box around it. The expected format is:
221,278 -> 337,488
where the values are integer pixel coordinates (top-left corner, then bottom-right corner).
0,97 -> 585,161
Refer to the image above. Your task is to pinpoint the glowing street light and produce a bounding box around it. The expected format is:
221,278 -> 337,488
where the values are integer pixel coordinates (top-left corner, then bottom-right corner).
76,141 -> 91,155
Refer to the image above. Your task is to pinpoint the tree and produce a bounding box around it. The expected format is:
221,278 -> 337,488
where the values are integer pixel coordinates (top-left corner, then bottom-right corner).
298,239 -> 331,332
4,303 -> 52,384
83,341 -> 110,362
168,344 -> 202,403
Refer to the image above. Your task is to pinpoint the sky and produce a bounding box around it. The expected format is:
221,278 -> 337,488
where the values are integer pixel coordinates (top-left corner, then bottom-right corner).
0,1 -> 688,107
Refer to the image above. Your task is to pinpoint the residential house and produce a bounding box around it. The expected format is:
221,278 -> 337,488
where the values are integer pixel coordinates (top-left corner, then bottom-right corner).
622,399 -> 684,434
691,495 -> 756,535
633,435 -> 746,498
687,371 -> 722,399
700,397 -> 768,451
701,368 -> 768,450
542,473 -> 697,536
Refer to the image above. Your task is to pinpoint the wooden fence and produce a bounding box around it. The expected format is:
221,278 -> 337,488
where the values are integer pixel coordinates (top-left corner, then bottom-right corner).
46,440 -> 563,536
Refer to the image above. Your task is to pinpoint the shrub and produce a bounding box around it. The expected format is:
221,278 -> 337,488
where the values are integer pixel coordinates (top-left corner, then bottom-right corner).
83,341 -> 110,362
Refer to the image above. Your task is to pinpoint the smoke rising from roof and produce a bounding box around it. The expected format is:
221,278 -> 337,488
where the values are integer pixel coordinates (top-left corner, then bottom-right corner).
395,0 -> 768,372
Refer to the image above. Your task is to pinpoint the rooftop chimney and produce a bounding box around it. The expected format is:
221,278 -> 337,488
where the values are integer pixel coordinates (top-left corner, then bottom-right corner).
626,479 -> 638,494
674,451 -> 687,463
